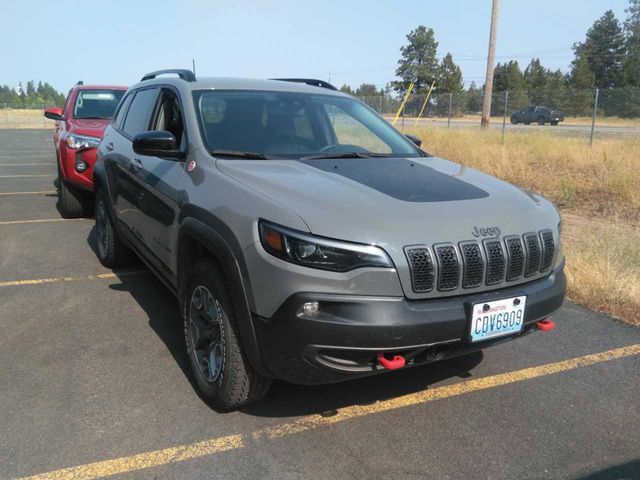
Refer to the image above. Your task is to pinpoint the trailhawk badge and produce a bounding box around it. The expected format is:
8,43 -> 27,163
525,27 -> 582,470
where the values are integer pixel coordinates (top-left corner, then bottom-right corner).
187,160 -> 197,172
472,225 -> 502,237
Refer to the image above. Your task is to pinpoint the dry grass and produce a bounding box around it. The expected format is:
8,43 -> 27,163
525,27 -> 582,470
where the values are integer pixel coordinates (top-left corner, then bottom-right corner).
0,109 -> 50,129
425,114 -> 640,128
408,127 -> 640,325
410,127 -> 640,222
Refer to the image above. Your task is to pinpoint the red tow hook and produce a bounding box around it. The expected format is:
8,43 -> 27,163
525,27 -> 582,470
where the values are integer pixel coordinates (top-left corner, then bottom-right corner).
377,352 -> 406,370
536,318 -> 556,332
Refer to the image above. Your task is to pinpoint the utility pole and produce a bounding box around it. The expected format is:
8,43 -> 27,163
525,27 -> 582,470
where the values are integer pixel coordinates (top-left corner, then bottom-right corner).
481,0 -> 500,129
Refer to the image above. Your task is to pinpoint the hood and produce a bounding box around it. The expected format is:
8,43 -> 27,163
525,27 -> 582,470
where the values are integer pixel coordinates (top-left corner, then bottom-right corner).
67,118 -> 111,138
216,156 -> 559,249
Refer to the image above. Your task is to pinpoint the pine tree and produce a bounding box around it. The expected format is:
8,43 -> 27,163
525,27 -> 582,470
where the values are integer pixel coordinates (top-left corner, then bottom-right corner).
523,58 -> 548,90
572,10 -> 626,88
569,56 -> 595,89
624,0 -> 640,86
393,25 -> 440,95
437,53 -> 463,93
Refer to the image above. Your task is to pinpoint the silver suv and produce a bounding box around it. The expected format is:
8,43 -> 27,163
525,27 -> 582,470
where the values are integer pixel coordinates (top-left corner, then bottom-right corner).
94,69 -> 566,409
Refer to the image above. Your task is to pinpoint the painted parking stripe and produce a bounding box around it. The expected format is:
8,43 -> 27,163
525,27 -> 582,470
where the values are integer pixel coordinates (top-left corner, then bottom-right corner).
0,174 -> 53,178
0,163 -> 55,166
0,270 -> 149,288
0,191 -> 56,196
0,218 -> 87,226
14,343 -> 640,480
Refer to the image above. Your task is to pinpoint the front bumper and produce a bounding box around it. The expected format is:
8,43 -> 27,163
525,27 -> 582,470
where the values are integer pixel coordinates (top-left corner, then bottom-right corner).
252,263 -> 566,384
59,146 -> 97,191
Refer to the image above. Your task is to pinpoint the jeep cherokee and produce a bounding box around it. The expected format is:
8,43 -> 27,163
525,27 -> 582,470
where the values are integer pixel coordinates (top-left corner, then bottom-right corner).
94,69 -> 566,409
44,82 -> 127,217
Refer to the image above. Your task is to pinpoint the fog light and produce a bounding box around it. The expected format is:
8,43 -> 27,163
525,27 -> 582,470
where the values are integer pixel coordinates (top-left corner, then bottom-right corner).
298,301 -> 319,316
75,161 -> 88,173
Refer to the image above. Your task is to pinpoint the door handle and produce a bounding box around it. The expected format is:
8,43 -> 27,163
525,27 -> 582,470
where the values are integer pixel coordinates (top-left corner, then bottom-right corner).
106,142 -> 114,151
129,158 -> 142,172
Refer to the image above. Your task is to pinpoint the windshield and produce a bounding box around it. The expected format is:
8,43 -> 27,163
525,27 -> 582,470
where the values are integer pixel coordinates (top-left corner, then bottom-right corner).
193,90 -> 421,158
73,89 -> 125,120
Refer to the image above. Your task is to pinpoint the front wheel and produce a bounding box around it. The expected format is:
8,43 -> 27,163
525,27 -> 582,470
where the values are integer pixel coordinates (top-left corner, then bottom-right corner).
551,121 -> 559,126
57,163 -> 92,218
537,117 -> 546,125
510,118 -> 518,125
94,189 -> 133,268
184,259 -> 271,409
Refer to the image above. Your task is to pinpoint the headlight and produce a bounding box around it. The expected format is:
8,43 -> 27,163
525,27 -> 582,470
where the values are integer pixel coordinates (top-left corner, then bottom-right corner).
66,134 -> 101,150
258,220 -> 393,272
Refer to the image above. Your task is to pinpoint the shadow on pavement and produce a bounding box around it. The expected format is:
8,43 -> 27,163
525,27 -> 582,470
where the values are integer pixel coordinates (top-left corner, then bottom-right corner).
86,225 -> 485,417
574,459 -> 640,480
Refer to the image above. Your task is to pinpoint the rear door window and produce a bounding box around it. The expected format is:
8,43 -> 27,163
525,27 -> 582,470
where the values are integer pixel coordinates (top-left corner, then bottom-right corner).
113,93 -> 134,130
122,88 -> 158,138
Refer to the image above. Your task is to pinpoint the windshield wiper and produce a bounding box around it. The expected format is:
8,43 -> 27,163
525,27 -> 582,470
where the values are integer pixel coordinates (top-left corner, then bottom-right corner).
300,152 -> 390,160
209,149 -> 271,160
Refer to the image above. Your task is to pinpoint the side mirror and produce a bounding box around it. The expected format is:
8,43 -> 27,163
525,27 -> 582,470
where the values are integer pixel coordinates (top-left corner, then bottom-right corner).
44,107 -> 64,121
405,134 -> 422,147
132,131 -> 184,159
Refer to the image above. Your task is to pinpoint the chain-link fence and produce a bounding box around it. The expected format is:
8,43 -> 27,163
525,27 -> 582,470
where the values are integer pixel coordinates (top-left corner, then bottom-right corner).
361,86 -> 640,143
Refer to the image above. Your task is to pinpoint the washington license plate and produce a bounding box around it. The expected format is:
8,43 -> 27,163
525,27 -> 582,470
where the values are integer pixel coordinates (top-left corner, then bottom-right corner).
470,296 -> 526,342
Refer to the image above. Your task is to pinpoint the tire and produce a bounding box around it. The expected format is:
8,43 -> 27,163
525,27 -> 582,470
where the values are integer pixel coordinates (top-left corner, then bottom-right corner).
184,259 -> 271,409
94,189 -> 133,268
537,116 -> 546,125
510,118 -> 518,125
551,121 -> 559,126
524,121 -> 531,125
57,163 -> 92,218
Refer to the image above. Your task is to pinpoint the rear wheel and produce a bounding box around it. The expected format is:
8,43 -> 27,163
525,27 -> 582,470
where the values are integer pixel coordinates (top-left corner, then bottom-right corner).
57,163 -> 92,218
510,117 -> 518,125
537,116 -> 546,125
94,188 -> 133,268
551,121 -> 559,126
184,259 -> 271,409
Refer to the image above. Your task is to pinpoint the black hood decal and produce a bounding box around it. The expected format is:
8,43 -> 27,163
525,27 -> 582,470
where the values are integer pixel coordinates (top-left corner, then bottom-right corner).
299,158 -> 489,203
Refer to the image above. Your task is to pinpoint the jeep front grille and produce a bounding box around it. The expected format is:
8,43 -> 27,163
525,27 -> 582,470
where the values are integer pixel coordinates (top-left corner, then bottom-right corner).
540,230 -> 555,271
484,239 -> 506,285
460,242 -> 484,288
505,236 -> 525,281
523,232 -> 542,277
406,230 -> 556,294
435,245 -> 460,291
405,247 -> 434,292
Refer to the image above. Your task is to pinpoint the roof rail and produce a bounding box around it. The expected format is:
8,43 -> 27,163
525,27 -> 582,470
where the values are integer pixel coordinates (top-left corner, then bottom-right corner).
141,69 -> 196,82
272,78 -> 337,91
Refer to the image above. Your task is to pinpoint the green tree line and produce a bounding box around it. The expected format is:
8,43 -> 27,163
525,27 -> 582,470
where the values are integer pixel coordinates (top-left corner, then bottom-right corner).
347,0 -> 640,118
0,80 -> 66,107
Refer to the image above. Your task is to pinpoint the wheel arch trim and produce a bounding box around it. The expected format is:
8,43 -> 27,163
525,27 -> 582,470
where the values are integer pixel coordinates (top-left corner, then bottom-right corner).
178,216 -> 269,377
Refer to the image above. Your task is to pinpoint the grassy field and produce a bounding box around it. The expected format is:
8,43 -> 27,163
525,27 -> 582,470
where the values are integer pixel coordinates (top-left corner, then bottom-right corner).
408,127 -> 639,325
1,108 -> 50,128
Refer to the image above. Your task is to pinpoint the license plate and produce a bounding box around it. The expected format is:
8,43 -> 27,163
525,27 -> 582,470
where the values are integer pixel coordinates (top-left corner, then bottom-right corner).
469,296 -> 526,342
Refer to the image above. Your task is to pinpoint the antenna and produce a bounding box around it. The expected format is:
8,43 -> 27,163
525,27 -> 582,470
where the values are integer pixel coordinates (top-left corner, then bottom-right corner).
192,58 -> 196,78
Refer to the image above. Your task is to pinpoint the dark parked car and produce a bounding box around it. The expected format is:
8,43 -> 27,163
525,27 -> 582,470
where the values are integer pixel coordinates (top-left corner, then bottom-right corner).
510,106 -> 564,126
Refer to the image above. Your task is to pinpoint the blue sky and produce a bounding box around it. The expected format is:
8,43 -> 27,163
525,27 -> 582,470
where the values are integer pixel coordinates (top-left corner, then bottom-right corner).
1,0 -> 630,93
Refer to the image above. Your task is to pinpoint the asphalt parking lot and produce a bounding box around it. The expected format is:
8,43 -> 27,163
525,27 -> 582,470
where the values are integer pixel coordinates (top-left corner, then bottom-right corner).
1,129 -> 639,480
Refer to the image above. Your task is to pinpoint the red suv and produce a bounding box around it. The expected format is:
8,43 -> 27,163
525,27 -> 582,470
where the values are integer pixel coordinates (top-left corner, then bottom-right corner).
44,83 -> 127,217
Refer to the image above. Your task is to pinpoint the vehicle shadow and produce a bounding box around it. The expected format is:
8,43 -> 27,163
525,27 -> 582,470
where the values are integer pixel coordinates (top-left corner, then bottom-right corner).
86,226 -> 484,417
573,459 -> 640,480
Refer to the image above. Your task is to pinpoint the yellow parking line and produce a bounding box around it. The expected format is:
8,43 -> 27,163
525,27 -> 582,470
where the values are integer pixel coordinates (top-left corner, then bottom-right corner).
0,191 -> 56,196
15,343 -> 640,480
0,163 -> 55,166
0,270 -> 148,288
0,174 -> 53,178
0,219 -> 86,226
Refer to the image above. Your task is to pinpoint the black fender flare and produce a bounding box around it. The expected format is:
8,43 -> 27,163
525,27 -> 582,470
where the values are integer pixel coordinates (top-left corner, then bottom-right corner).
177,216 -> 269,378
